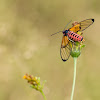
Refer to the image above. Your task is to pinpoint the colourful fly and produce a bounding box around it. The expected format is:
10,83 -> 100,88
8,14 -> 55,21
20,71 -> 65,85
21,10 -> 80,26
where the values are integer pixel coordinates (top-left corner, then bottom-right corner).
51,18 -> 94,61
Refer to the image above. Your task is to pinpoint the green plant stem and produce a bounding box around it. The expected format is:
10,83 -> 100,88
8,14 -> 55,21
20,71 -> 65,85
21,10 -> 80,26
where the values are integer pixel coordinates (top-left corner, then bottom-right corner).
40,90 -> 47,100
71,57 -> 77,100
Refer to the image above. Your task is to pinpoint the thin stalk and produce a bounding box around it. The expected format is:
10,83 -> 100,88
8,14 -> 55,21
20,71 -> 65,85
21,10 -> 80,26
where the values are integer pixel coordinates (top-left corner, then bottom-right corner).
71,57 -> 77,100
40,90 -> 47,100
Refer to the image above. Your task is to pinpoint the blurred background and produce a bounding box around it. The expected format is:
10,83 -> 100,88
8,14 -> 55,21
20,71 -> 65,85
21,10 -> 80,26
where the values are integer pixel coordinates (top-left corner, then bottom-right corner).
0,0 -> 100,100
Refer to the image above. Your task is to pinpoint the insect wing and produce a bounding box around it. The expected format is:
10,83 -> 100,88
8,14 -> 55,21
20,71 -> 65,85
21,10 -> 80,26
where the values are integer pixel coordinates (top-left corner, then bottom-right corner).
69,18 -> 94,32
69,24 -> 80,33
79,18 -> 94,31
60,36 -> 72,61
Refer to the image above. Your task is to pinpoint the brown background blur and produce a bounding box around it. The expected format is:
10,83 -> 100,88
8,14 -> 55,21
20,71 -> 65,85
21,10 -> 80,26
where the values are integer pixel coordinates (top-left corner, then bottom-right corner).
0,0 -> 100,100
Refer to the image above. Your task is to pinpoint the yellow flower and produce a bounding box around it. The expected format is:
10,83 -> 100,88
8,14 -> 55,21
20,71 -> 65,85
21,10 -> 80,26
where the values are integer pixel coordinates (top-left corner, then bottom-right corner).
23,74 -> 39,86
23,74 -> 46,91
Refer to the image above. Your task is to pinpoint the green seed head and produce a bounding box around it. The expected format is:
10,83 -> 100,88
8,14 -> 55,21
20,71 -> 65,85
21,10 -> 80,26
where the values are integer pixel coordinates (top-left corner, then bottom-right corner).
70,42 -> 85,58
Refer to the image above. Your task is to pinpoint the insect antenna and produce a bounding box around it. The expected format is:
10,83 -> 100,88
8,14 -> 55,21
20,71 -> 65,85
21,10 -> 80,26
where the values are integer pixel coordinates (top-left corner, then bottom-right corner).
51,20 -> 72,36
63,20 -> 72,31
51,31 -> 62,36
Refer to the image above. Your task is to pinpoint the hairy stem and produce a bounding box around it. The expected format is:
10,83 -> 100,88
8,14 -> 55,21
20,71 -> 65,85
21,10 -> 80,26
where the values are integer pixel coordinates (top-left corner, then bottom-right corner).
71,57 -> 77,100
40,90 -> 47,100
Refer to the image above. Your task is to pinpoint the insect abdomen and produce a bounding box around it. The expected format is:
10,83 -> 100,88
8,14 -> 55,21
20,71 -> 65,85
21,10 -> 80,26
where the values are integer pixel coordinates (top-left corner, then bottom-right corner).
68,31 -> 83,42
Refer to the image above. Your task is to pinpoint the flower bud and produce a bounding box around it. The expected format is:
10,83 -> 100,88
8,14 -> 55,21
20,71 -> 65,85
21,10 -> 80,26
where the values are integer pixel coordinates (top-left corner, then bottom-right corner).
71,42 -> 81,58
